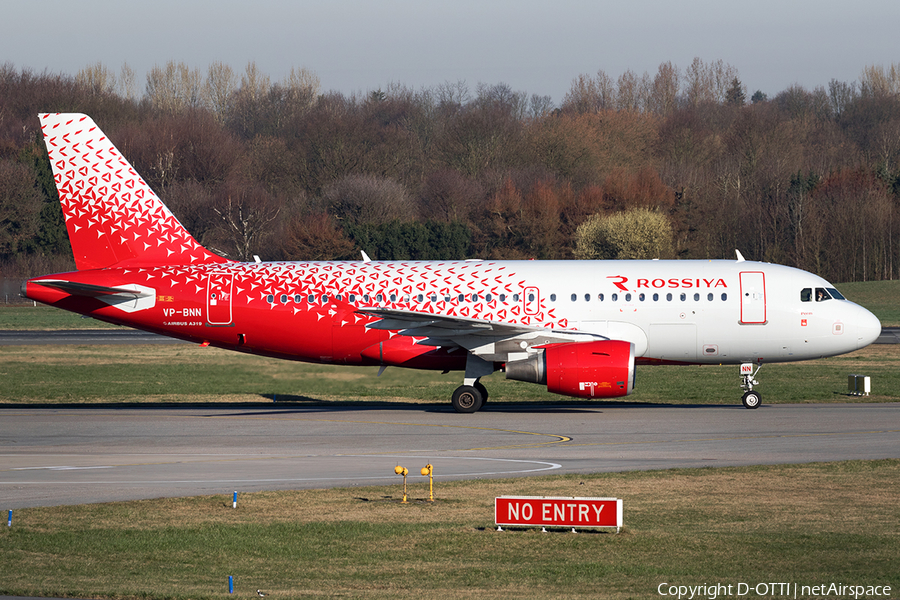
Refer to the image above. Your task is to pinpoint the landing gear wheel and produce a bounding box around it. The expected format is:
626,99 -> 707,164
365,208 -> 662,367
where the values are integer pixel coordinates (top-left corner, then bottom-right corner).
742,390 -> 761,409
474,381 -> 489,405
451,385 -> 483,413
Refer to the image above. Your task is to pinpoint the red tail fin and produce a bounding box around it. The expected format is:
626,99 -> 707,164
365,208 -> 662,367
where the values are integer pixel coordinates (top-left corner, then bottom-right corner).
39,113 -> 229,270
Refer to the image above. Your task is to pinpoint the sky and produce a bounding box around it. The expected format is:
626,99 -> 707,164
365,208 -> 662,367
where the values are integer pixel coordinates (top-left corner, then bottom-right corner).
3,0 -> 899,104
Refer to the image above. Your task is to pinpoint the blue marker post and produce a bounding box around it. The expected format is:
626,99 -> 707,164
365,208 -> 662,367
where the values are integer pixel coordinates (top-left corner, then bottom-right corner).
7,510 -> 11,527
233,491 -> 237,509
228,575 -> 234,594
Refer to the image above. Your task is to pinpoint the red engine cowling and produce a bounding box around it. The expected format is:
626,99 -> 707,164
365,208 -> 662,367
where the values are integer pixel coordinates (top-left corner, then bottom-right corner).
505,340 -> 635,398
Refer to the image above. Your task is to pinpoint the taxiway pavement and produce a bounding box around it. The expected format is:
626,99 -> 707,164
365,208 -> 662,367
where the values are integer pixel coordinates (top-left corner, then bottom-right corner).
2,403 -> 898,508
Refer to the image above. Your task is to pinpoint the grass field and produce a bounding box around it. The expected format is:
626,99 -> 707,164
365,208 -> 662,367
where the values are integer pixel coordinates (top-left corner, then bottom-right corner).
1,461 -> 898,599
1,343 -> 898,405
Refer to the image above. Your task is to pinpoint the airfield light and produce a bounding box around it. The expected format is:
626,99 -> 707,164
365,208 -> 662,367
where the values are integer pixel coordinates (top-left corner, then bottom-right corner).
394,465 -> 409,503
420,463 -> 434,502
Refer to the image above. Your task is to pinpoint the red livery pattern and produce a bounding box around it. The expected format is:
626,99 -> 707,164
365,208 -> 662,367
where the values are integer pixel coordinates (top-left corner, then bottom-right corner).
24,114 -> 882,412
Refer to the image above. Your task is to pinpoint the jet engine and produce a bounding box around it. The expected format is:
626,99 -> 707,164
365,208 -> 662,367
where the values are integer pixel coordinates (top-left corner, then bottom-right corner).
505,340 -> 635,398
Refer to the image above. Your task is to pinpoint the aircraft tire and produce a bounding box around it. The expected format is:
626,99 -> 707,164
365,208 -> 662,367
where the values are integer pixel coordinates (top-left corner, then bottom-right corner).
474,381 -> 489,405
452,385 -> 484,413
741,390 -> 761,409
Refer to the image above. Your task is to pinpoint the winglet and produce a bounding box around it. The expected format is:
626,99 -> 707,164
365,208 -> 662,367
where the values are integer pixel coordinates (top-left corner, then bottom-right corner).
38,113 -> 229,270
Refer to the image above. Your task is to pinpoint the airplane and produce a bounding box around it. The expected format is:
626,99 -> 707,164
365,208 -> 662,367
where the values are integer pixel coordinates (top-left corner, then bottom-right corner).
22,113 -> 883,412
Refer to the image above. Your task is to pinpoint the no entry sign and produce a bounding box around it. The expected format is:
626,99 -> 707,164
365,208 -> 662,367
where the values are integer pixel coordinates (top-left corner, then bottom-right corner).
495,496 -> 622,531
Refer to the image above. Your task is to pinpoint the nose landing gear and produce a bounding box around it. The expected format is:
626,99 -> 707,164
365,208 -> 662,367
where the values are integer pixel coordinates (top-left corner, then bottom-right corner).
740,362 -> 762,409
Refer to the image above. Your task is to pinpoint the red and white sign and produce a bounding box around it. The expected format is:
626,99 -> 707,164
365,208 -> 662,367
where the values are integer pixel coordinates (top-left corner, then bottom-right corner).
495,496 -> 622,530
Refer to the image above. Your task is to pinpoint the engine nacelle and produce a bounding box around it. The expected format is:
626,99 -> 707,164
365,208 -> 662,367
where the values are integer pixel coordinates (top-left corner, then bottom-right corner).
505,340 -> 635,398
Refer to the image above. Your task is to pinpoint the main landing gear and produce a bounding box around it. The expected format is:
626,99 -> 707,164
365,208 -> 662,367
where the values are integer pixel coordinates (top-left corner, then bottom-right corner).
451,381 -> 489,413
451,355 -> 493,413
740,362 -> 762,409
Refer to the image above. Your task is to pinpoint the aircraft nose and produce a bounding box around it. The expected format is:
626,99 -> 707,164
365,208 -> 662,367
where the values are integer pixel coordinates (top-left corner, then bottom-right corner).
854,304 -> 882,349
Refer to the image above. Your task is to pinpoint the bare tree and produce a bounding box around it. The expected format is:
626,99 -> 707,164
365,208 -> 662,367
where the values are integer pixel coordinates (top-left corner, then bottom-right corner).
648,61 -> 680,116
529,94 -> 554,119
118,62 -> 137,101
76,62 -> 116,95
284,66 -> 320,110
859,63 -> 900,98
828,79 -> 857,117
322,174 -> 416,226
146,61 -> 204,112
204,61 -> 237,122
211,182 -> 281,261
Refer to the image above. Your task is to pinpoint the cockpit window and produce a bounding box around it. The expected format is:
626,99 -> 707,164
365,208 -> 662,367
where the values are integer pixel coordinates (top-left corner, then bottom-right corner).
801,288 -> 812,302
827,287 -> 845,300
815,288 -> 832,302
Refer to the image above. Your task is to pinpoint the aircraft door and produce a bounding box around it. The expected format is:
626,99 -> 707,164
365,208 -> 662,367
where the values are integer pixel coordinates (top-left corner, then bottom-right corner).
739,271 -> 766,324
207,273 -> 234,326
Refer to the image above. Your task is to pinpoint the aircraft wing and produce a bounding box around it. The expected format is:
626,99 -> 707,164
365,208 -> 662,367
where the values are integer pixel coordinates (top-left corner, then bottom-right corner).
357,307 -> 605,360
358,307 -> 542,338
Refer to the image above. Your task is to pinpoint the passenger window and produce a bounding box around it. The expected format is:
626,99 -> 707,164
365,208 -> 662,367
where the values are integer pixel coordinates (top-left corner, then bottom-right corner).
721,293 -> 728,301
280,294 -> 288,303
266,294 -> 274,303
625,293 -> 632,302
707,293 -> 713,301
598,293 -> 604,301
693,293 -> 700,301
611,293 -> 618,302
308,294 -> 315,303
638,293 -> 645,301
680,293 -> 686,301
485,293 -> 492,302
349,294 -> 356,303
666,293 -> 673,301
389,294 -> 397,302
653,293 -> 659,301
499,294 -> 506,302
549,293 -> 557,302
294,294 -> 302,303
585,293 -> 591,301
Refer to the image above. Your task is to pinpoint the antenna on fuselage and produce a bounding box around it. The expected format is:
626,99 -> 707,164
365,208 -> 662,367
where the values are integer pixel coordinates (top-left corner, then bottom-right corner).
735,249 -> 746,263
361,250 -> 372,262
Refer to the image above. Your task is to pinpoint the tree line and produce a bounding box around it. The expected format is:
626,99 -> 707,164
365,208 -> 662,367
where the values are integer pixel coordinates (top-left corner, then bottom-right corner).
1,58 -> 899,285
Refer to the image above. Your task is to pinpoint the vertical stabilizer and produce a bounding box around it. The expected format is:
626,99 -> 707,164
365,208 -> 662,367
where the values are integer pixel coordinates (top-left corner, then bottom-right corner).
39,113 -> 228,270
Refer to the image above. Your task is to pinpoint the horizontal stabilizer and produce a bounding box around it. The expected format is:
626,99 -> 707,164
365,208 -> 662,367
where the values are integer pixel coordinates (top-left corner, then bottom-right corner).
30,279 -> 153,299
